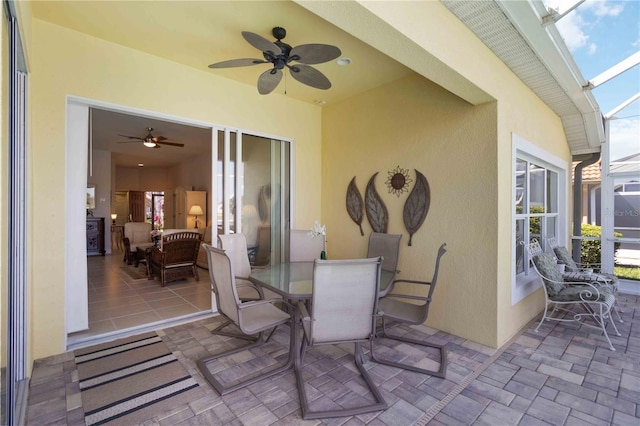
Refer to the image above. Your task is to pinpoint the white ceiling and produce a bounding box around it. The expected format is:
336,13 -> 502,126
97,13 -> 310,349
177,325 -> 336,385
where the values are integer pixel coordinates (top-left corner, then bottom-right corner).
33,0 -> 415,167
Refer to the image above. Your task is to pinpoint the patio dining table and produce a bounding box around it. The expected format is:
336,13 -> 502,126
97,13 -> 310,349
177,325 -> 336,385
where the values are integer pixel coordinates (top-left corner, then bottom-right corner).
248,261 -> 395,301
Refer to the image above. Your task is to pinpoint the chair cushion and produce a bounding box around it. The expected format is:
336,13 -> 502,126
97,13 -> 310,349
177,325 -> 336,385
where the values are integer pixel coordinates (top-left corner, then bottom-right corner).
532,253 -> 565,297
553,247 -> 579,272
554,284 -> 613,302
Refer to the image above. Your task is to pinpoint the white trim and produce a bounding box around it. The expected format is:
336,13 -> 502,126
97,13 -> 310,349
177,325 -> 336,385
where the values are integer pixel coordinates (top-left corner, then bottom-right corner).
511,133 -> 569,305
63,96 -> 292,342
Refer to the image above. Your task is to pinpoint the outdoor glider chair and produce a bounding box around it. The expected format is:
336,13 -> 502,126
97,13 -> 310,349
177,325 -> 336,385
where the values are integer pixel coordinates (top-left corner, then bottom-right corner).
367,232 -> 402,296
197,245 -> 294,395
370,243 -> 448,378
295,257 -> 387,420
546,237 -> 623,321
523,239 -> 621,351
147,231 -> 202,286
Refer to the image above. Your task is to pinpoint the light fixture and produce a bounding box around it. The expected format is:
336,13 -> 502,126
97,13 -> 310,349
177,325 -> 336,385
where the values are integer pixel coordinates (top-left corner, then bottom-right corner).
138,163 -> 144,167
143,137 -> 157,148
188,204 -> 204,229
336,57 -> 352,66
110,213 -> 117,225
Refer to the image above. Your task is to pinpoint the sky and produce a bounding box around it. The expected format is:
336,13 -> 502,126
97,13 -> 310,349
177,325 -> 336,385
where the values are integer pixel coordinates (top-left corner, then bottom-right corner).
545,0 -> 639,160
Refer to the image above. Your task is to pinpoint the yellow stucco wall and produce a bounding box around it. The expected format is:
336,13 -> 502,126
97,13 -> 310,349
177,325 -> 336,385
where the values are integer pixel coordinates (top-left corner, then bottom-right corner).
28,19 -> 322,361
321,1 -> 571,348
323,75 -> 499,345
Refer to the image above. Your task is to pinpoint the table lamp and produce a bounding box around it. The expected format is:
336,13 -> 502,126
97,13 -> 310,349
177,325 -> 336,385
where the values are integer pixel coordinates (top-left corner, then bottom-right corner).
188,204 -> 204,229
110,213 -> 117,225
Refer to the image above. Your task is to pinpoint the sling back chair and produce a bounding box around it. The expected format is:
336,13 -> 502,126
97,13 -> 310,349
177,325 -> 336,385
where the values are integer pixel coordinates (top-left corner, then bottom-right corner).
289,229 -> 326,262
524,239 -> 620,351
197,245 -> 295,395
367,232 -> 402,297
295,257 -> 387,419
370,243 -> 448,378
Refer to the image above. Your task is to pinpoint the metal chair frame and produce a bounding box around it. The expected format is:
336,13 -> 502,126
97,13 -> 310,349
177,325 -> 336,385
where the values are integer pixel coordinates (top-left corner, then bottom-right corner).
370,243 -> 448,378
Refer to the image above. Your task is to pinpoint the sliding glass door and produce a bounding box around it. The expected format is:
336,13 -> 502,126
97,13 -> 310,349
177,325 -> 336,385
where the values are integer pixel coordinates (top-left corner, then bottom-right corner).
215,130 -> 291,266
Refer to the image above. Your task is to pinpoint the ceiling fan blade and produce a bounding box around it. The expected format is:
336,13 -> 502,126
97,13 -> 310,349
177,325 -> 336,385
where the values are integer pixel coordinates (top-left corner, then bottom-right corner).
152,135 -> 167,141
290,44 -> 342,64
208,58 -> 268,68
156,140 -> 185,147
242,31 -> 281,54
118,134 -> 143,140
257,69 -> 283,95
289,64 -> 331,90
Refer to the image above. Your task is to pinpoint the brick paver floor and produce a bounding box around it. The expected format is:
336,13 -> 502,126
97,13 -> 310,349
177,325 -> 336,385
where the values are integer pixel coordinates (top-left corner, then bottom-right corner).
25,293 -> 639,425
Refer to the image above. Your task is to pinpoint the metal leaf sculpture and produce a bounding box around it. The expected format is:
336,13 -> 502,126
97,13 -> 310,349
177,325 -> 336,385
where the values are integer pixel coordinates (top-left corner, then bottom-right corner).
346,177 -> 365,236
403,170 -> 430,246
365,172 -> 389,233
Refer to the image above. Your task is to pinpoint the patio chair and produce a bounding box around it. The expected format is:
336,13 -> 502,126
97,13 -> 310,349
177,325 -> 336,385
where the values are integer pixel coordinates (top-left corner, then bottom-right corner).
122,222 -> 154,265
523,240 -> 620,351
197,245 -> 294,395
147,231 -> 202,286
218,233 -> 280,300
546,237 -> 622,320
367,232 -> 402,296
289,229 -> 325,261
370,243 -> 448,378
295,256 -> 387,419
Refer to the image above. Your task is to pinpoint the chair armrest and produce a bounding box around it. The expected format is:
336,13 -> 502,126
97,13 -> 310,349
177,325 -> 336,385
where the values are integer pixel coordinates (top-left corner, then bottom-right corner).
238,298 -> 294,311
298,301 -> 310,321
149,246 -> 164,263
384,278 -> 432,298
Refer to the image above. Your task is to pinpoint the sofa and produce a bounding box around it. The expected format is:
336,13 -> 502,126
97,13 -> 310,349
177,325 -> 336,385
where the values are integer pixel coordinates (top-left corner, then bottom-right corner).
122,222 -> 154,265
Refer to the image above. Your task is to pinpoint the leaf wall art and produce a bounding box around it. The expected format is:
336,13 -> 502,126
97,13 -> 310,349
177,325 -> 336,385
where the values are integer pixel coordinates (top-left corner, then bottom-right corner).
403,170 -> 430,246
365,172 -> 389,233
346,177 -> 364,236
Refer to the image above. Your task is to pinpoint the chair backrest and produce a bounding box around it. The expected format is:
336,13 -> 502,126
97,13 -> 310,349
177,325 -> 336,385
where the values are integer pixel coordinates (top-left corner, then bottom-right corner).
160,228 -> 196,250
218,233 -> 252,277
254,224 -> 271,266
124,222 -> 152,243
367,232 -> 401,273
290,229 -> 325,262
308,257 -> 382,345
161,231 -> 201,266
203,244 -> 241,325
523,240 -> 565,297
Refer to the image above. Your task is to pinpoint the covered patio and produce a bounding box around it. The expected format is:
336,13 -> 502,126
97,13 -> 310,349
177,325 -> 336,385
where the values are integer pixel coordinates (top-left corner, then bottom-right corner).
26,293 -> 639,425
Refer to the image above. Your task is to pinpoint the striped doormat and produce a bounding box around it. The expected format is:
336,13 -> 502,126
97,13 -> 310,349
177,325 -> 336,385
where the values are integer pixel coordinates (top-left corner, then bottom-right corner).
75,332 -> 202,425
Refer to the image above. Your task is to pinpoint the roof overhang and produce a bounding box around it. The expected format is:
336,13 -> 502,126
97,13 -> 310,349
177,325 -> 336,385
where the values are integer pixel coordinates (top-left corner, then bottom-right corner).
443,0 -> 604,155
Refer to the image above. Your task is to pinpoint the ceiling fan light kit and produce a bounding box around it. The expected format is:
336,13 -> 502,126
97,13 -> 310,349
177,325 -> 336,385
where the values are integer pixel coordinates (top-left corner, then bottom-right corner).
208,27 -> 341,95
118,127 -> 185,149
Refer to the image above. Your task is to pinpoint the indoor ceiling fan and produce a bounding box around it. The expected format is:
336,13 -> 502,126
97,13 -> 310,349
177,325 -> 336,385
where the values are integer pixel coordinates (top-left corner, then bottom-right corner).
118,127 -> 184,148
208,27 -> 342,95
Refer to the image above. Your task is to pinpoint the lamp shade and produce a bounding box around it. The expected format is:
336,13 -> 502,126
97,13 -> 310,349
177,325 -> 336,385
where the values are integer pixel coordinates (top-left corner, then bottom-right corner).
110,213 -> 117,220
188,204 -> 204,216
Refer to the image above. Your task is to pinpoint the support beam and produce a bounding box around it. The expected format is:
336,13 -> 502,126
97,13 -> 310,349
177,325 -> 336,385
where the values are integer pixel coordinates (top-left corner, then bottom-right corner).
587,51 -> 640,89
605,93 -> 640,119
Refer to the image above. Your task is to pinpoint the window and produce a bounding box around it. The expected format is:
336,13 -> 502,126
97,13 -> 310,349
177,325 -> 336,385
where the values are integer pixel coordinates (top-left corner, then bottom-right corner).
512,134 -> 567,304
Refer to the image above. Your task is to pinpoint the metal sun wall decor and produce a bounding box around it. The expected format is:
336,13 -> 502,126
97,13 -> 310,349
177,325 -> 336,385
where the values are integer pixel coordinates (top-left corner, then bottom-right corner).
346,167 -> 431,246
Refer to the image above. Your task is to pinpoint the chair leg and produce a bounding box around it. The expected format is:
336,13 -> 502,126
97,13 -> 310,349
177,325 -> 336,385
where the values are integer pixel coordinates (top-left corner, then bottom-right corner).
370,319 -> 447,378
197,320 -> 295,396
295,341 -> 387,420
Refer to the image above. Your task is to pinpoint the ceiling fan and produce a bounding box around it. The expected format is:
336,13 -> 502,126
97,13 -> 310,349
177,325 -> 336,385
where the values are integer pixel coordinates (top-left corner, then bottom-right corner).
118,127 -> 184,148
208,27 -> 342,95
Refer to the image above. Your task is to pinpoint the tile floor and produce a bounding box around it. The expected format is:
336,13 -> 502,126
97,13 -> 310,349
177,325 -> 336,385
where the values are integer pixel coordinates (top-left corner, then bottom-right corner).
68,250 -> 213,347
26,292 -> 639,425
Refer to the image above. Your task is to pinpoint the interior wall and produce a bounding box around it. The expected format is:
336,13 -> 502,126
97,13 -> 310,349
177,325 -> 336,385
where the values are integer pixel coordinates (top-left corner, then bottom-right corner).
323,74 -> 498,347
29,17 -> 321,360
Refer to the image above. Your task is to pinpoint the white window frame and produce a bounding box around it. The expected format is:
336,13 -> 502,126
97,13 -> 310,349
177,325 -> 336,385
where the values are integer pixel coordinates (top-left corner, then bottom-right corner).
512,133 -> 568,305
